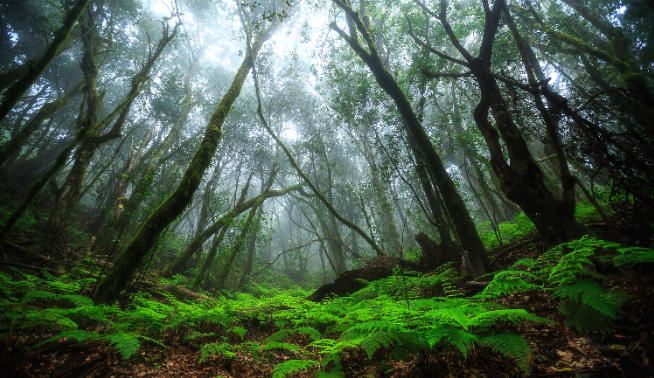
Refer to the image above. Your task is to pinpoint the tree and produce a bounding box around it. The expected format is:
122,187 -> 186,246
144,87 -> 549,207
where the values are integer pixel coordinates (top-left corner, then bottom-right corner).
92,10 -> 284,304
331,0 -> 488,275
409,0 -> 582,244
0,0 -> 90,122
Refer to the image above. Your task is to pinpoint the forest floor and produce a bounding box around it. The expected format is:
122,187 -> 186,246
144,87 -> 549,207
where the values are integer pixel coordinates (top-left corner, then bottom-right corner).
1,215 -> 654,377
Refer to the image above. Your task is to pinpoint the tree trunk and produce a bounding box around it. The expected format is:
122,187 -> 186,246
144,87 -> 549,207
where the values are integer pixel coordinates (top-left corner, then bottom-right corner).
214,204 -> 260,290
361,130 -> 402,254
331,3 -> 488,275
92,25 -> 279,304
192,226 -> 228,289
49,19 -> 179,234
0,0 -> 90,122
237,205 -> 263,289
432,0 -> 581,245
0,83 -> 81,166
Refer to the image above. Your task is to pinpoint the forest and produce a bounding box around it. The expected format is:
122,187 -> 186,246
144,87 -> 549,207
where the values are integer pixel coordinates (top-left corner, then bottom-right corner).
0,0 -> 652,376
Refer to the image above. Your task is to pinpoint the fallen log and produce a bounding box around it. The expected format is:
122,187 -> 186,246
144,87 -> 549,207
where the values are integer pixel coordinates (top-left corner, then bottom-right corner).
307,256 -> 420,301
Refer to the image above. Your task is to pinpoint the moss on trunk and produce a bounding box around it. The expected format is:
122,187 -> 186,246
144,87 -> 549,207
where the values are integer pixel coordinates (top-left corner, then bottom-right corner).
92,27 -> 277,304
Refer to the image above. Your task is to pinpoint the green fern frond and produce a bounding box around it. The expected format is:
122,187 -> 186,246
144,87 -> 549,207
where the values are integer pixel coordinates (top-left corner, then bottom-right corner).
272,359 -> 319,378
478,333 -> 531,373
59,294 -> 94,307
424,326 -> 478,357
25,308 -> 78,329
422,308 -> 470,329
184,331 -> 217,342
614,246 -> 654,266
558,301 -> 613,334
35,329 -> 99,348
295,326 -> 322,341
511,258 -> 537,269
266,329 -> 295,343
22,290 -> 59,303
199,342 -> 237,363
358,331 -> 407,358
548,248 -> 598,285
476,270 -> 541,299
469,309 -> 548,329
263,341 -> 301,352
554,280 -> 625,318
106,332 -> 140,359
64,305 -> 110,322
229,325 -> 247,340
341,320 -> 404,338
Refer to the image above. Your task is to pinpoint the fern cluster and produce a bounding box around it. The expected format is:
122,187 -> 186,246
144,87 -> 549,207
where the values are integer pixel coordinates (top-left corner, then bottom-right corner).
199,342 -> 237,363
269,282 -> 544,374
479,235 -> 653,333
3,234 -> 650,376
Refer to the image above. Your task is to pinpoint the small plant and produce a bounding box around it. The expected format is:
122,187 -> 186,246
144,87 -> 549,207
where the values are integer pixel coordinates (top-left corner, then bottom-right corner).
199,342 -> 236,363
272,359 -> 320,378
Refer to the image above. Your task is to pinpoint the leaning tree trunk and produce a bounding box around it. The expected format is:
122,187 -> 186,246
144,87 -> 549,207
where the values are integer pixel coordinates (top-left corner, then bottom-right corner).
0,83 -> 81,166
331,2 -> 488,276
49,19 -> 179,234
92,26 -> 278,304
0,0 -> 90,123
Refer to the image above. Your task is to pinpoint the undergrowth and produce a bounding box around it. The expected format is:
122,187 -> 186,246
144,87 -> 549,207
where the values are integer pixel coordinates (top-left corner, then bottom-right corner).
478,236 -> 653,333
1,232 -> 652,376
479,202 -> 601,249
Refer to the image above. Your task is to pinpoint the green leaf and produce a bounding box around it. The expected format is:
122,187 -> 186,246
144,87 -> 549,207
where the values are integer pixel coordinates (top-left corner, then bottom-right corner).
272,360 -> 319,378
106,332 -> 140,359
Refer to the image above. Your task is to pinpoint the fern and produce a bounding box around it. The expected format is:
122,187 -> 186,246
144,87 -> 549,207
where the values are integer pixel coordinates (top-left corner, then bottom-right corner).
25,308 -> 78,330
295,326 -> 322,341
272,359 -> 319,378
468,308 -> 548,330
35,329 -> 99,348
478,333 -> 531,373
341,320 -> 405,338
184,331 -> 217,342
59,294 -> 94,307
476,270 -> 541,299
229,325 -> 247,340
262,341 -> 301,352
266,328 -> 295,343
106,332 -> 140,359
199,342 -> 236,363
555,280 -> 626,333
548,247 -> 599,285
558,301 -> 614,334
425,327 -> 478,357
555,280 -> 624,318
360,330 -> 422,359
614,246 -> 654,266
